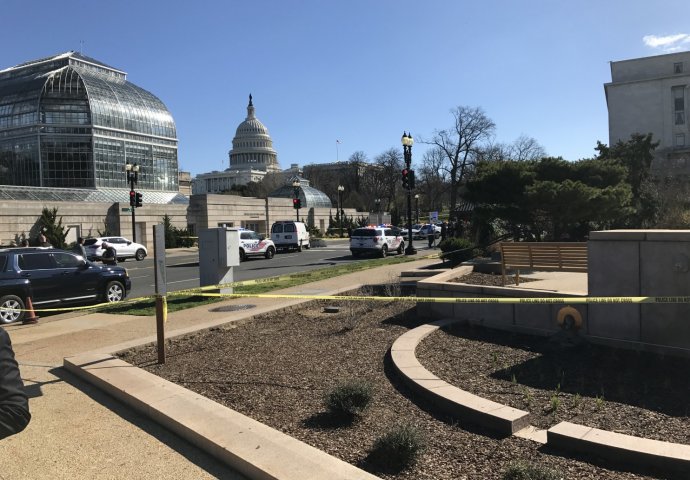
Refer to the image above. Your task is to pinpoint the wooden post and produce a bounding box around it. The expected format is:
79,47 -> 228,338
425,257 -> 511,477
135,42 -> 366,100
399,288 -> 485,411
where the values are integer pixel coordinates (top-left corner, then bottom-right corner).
153,224 -> 167,364
156,295 -> 167,364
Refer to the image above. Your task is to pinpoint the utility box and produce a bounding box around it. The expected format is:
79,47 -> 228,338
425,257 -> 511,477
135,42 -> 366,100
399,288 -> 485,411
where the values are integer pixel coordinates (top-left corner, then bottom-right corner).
199,228 -> 240,294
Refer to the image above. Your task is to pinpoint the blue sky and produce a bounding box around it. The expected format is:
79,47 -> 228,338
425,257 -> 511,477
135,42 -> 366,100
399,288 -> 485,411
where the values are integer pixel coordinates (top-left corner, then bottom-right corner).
2,0 -> 690,176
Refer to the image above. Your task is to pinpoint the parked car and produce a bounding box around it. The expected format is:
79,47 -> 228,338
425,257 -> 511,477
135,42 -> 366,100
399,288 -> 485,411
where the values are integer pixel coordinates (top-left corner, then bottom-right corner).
400,224 -> 422,238
239,230 -> 276,261
270,221 -> 310,252
418,224 -> 441,239
350,227 -> 405,258
84,237 -> 147,262
0,247 -> 131,324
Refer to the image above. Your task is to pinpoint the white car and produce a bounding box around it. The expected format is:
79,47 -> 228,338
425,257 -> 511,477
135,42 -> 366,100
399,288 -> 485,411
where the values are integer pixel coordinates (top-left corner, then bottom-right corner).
239,230 -> 276,261
84,237 -> 148,262
400,224 -> 422,238
350,227 -> 405,258
418,224 -> 441,239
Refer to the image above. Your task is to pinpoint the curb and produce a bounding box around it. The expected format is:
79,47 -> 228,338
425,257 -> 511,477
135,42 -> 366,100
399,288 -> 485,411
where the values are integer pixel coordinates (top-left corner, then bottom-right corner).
391,317 -> 690,475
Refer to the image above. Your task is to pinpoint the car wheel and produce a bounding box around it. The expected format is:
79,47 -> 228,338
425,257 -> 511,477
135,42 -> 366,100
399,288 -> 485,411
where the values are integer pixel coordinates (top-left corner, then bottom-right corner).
0,295 -> 25,324
118,258 -> 126,263
135,249 -> 146,261
380,245 -> 388,258
239,248 -> 246,262
351,251 -> 360,258
397,242 -> 405,255
265,246 -> 275,259
104,281 -> 125,303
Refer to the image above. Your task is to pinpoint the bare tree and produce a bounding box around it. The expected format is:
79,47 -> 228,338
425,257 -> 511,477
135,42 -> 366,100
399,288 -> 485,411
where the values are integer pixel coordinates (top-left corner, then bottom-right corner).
418,147 -> 449,213
508,135 -> 546,161
368,148 -> 403,212
348,151 -> 368,164
422,106 -> 496,213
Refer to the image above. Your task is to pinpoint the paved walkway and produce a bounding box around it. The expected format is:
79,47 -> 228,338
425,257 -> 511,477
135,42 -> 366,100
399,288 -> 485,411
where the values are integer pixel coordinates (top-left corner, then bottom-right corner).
0,255 -> 437,480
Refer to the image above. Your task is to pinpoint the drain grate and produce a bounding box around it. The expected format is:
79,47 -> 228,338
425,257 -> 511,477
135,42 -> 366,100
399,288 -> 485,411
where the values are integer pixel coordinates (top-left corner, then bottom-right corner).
209,304 -> 256,312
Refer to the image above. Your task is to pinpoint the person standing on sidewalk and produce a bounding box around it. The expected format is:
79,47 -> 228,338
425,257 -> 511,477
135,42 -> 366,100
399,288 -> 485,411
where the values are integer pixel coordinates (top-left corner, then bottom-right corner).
73,237 -> 86,259
0,327 -> 31,439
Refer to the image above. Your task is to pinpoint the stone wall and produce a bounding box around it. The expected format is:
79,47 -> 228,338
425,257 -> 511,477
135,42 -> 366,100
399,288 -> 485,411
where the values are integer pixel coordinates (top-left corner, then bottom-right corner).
417,230 -> 690,357
188,194 -> 357,237
0,193 -> 359,253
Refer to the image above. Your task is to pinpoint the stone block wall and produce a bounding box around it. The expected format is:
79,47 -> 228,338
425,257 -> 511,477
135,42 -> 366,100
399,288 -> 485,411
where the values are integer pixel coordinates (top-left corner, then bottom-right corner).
589,230 -> 690,351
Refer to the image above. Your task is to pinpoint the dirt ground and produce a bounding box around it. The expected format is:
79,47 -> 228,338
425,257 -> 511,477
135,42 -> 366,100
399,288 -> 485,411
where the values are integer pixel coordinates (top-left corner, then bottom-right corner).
119,282 -> 686,480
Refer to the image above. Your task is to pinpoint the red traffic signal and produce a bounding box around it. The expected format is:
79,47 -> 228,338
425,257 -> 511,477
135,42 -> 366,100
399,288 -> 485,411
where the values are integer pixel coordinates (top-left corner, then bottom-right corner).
129,190 -> 136,207
402,169 -> 410,189
293,198 -> 301,209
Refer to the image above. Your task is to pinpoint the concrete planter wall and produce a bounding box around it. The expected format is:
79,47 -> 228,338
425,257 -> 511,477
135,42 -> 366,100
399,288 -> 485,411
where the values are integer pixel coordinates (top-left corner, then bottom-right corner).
417,230 -> 690,358
416,266 -> 587,338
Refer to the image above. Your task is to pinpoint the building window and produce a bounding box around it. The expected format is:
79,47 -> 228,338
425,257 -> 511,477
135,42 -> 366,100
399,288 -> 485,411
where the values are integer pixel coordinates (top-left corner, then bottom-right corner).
675,62 -> 683,74
676,133 -> 686,147
673,86 -> 685,125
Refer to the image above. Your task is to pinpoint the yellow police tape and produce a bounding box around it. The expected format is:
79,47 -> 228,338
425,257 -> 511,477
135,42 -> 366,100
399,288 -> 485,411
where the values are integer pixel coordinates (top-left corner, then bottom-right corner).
169,293 -> 690,304
6,292 -> 690,315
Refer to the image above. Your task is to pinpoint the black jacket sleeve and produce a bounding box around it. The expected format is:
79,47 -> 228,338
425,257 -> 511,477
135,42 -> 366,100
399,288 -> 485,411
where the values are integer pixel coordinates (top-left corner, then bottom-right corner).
0,328 -> 30,439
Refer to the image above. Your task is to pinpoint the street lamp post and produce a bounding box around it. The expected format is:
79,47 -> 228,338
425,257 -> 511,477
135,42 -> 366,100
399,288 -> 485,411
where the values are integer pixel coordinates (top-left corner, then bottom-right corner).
125,162 -> 140,242
337,185 -> 345,237
374,198 -> 381,225
402,132 -> 416,254
415,194 -> 419,224
292,179 -> 301,222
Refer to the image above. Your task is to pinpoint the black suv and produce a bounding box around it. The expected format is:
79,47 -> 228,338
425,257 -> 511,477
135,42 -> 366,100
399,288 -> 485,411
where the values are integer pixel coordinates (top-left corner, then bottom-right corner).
0,247 -> 131,324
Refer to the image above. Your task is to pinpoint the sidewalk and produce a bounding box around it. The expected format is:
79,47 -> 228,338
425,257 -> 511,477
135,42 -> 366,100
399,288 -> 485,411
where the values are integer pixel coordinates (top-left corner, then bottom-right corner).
0,257 -> 437,480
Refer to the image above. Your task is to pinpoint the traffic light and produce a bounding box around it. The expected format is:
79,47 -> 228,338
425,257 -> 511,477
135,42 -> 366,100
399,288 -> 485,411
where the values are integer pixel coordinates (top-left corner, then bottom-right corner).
293,198 -> 301,209
129,190 -> 136,207
409,170 -> 416,189
135,191 -> 143,208
402,168 -> 409,189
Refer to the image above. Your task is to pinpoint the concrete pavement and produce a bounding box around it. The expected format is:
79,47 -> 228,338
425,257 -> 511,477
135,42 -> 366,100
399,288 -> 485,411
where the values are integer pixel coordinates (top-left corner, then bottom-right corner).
0,254 -> 438,480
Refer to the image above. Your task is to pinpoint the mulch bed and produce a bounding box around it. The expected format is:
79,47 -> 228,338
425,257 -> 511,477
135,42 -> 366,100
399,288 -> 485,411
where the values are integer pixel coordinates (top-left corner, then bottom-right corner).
118,283 -> 684,479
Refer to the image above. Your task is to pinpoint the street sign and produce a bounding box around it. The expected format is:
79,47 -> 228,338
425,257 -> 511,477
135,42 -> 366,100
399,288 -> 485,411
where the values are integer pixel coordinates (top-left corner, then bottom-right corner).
429,211 -> 438,223
121,207 -> 131,213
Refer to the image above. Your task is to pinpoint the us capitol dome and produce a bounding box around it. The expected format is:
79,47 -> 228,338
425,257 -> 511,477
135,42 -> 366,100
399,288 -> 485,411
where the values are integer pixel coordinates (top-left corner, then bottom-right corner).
192,94 -> 281,194
229,94 -> 280,173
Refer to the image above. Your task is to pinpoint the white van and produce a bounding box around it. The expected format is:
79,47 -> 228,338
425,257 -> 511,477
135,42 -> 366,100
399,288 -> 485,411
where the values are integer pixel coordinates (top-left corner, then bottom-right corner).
270,221 -> 310,252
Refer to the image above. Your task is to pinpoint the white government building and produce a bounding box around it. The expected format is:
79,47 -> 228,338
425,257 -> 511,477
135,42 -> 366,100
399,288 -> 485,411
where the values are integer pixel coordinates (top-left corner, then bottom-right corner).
605,50 -> 690,173
192,95 -> 281,193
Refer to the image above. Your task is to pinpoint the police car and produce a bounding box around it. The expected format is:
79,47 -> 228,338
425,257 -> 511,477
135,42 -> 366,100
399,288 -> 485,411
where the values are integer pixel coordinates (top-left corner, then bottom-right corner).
238,229 -> 276,261
349,226 -> 405,258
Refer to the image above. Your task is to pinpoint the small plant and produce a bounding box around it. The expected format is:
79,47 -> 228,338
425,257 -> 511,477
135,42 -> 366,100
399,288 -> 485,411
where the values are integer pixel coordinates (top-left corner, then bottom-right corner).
549,394 -> 561,413
491,351 -> 499,367
572,393 -> 582,408
595,394 -> 605,411
511,372 -> 517,384
503,460 -> 562,480
523,388 -> 533,408
324,379 -> 374,418
369,423 -> 425,471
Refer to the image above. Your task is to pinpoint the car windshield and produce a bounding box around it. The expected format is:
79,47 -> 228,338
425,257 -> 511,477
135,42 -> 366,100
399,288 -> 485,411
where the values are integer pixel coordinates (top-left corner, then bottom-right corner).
84,239 -> 99,246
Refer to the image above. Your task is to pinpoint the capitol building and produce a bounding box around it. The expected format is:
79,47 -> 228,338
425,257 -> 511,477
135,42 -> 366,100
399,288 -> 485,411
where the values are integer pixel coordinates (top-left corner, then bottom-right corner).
192,95 -> 281,193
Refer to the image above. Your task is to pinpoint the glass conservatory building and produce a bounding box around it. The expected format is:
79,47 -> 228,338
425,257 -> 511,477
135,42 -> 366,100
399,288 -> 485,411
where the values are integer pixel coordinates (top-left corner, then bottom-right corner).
268,175 -> 333,209
0,52 -> 179,194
